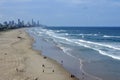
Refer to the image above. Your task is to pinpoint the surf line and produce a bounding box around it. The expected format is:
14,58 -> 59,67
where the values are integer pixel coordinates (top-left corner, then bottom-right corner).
79,58 -> 103,80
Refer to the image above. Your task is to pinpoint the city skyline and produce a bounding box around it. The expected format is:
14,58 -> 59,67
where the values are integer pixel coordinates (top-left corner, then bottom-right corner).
0,19 -> 40,25
0,19 -> 43,30
0,0 -> 120,26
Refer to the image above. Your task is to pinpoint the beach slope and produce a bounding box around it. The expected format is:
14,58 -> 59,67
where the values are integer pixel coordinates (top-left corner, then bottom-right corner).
0,29 -> 78,80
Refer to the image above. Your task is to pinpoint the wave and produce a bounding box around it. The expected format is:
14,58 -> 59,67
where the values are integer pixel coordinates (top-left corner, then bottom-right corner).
67,33 -> 99,36
79,34 -> 98,36
103,35 -> 120,38
76,40 -> 120,60
48,33 -> 120,60
29,28 -> 120,60
56,30 -> 66,33
56,44 -> 76,58
78,40 -> 120,50
49,34 -> 120,60
75,41 -> 120,60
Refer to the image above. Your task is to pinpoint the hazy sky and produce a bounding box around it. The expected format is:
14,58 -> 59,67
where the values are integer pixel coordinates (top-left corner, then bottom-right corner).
0,0 -> 120,26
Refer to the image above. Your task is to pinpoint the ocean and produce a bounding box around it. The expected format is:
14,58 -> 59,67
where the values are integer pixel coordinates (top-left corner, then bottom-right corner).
27,27 -> 120,80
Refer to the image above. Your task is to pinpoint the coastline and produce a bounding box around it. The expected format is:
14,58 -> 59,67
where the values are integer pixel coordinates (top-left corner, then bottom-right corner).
27,27 -> 103,80
0,28 -> 78,80
29,27 -> 120,80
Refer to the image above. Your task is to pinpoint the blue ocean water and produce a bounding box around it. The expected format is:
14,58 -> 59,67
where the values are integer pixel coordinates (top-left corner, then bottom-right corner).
27,27 -> 120,80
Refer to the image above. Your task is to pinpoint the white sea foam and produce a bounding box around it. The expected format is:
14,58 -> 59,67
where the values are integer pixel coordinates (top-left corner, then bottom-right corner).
78,40 -> 120,50
75,40 -> 120,60
48,33 -> 120,60
39,30 -> 76,58
65,33 -> 69,35
103,35 -> 120,38
57,45 -> 76,58
56,30 -> 66,32
79,34 -> 93,36
70,33 -> 98,36
30,28 -> 120,60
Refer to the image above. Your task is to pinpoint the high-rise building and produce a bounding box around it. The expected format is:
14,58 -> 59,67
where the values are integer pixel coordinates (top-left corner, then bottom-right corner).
37,20 -> 40,26
11,20 -> 15,25
18,19 -> 20,24
21,20 -> 24,26
3,21 -> 8,26
32,19 -> 34,26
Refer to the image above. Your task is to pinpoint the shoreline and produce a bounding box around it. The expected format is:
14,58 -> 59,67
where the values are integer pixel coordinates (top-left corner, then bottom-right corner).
0,28 -> 78,80
27,27 -> 120,80
79,59 -> 102,80
25,29 -> 79,80
27,27 -> 102,80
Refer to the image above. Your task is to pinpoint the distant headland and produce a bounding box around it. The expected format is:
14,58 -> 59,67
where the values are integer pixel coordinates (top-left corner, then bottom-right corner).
0,19 -> 46,31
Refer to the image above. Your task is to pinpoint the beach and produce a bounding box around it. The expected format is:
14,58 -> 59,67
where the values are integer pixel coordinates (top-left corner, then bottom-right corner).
0,29 -> 78,80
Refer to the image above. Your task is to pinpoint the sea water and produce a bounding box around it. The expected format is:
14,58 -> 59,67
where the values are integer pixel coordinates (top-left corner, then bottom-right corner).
27,27 -> 120,80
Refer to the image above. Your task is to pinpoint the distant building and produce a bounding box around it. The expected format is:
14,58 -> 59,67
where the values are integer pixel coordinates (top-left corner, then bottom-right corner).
32,19 -> 34,26
27,21 -> 31,27
11,20 -> 15,25
3,21 -> 8,26
0,19 -> 45,31
37,20 -> 40,26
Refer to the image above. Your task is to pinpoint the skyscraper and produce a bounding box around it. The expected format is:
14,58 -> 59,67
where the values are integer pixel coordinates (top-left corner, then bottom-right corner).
32,19 -> 34,26
37,20 -> 40,26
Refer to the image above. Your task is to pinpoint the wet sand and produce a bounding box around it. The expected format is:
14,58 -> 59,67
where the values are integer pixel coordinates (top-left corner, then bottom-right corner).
0,29 -> 78,80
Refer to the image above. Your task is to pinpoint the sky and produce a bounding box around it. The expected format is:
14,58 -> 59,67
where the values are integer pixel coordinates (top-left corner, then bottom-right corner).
0,0 -> 120,26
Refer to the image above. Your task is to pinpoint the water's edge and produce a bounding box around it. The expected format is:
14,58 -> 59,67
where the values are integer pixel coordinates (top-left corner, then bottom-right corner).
26,29 -> 102,80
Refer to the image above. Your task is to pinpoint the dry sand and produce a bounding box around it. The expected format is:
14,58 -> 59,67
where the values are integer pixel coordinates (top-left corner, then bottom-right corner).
0,29 -> 78,80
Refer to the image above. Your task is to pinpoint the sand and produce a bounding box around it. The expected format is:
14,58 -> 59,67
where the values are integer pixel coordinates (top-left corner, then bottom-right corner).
0,29 -> 78,80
